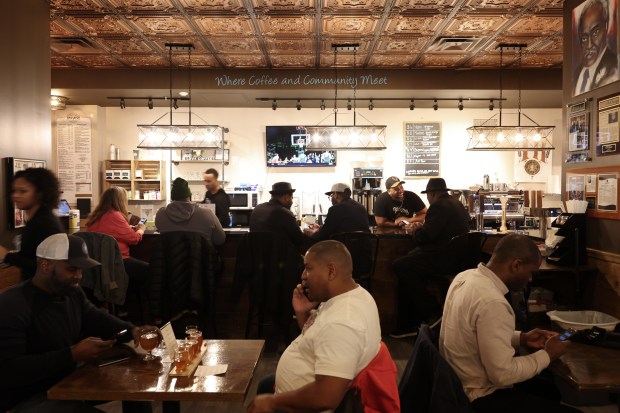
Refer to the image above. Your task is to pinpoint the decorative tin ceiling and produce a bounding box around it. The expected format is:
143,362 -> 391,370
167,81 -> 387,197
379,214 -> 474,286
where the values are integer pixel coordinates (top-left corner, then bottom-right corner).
50,0 -> 565,70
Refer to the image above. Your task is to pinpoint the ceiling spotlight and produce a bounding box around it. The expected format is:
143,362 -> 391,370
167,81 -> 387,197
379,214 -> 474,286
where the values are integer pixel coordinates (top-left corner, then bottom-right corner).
272,100 -> 277,110
320,100 -> 326,110
147,98 -> 153,109
458,99 -> 464,111
347,99 -> 352,111
409,99 -> 415,111
369,99 -> 374,110
178,91 -> 189,97
50,95 -> 68,110
173,98 -> 179,110
120,98 -> 126,109
296,99 -> 301,110
489,99 -> 494,111
433,100 -> 438,111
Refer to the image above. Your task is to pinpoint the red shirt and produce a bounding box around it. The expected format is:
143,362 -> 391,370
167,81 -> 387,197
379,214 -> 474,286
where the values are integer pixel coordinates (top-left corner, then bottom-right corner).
87,210 -> 142,259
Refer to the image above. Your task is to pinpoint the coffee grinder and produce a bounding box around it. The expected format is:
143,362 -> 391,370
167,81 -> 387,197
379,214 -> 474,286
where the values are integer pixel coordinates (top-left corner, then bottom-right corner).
352,167 -> 383,220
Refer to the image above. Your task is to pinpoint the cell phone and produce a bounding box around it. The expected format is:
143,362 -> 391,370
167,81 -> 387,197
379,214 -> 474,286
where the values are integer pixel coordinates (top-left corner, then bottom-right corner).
401,220 -> 410,225
559,328 -> 576,341
108,329 -> 128,341
139,217 -> 147,224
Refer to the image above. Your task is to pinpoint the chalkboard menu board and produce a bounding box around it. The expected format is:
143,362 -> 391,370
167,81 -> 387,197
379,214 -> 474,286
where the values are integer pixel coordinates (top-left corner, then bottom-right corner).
404,122 -> 441,177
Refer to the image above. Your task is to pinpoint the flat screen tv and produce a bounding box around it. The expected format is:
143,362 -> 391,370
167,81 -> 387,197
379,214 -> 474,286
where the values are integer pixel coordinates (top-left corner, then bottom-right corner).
266,126 -> 336,167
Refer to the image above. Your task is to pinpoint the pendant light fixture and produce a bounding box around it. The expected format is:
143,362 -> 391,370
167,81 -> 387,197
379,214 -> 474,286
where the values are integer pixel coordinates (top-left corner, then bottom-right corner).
466,44 -> 554,151
305,44 -> 387,150
137,44 -> 228,149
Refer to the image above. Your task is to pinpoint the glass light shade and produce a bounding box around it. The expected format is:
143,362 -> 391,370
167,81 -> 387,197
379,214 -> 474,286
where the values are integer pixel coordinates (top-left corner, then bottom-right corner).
137,125 -> 224,149
305,125 -> 387,150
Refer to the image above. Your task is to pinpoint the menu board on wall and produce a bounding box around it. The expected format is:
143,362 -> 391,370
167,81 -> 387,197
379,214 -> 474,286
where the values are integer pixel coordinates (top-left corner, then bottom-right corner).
404,122 -> 440,177
56,116 -> 93,202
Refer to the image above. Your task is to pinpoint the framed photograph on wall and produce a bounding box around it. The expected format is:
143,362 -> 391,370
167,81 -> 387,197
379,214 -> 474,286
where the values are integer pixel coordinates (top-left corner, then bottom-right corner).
568,112 -> 589,151
3,157 -> 47,229
596,94 -> 620,156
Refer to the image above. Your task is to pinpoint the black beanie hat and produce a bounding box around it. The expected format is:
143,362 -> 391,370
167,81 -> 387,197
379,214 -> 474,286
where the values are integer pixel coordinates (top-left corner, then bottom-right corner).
171,177 -> 192,201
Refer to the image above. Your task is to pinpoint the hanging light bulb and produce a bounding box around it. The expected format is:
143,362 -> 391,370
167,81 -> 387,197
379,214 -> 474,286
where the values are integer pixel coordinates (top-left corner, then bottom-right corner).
515,130 -> 524,142
533,130 -> 542,141
497,131 -> 505,141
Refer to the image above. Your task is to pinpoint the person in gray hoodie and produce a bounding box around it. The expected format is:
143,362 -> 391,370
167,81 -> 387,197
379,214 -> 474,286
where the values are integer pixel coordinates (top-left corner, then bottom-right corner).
155,177 -> 225,245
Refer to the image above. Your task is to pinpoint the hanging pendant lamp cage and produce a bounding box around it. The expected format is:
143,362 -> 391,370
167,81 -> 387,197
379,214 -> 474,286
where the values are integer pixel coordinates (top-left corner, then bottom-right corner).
137,43 -> 228,149
466,44 -> 555,151
305,44 -> 387,150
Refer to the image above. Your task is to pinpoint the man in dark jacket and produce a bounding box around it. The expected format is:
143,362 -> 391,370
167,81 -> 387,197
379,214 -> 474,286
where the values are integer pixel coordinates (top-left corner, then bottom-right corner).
249,182 -> 305,247
390,178 -> 471,338
0,233 -> 154,412
303,183 -> 370,241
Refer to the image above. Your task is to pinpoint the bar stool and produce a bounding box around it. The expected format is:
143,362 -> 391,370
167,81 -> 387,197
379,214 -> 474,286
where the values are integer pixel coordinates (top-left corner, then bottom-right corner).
330,231 -> 379,292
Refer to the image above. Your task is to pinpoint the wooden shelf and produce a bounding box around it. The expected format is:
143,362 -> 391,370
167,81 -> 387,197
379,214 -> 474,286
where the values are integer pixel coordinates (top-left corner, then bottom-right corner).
102,160 -> 166,201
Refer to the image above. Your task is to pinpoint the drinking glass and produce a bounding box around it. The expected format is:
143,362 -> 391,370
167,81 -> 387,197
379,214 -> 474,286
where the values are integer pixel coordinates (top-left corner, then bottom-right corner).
174,344 -> 190,372
139,330 -> 160,361
185,325 -> 198,338
190,330 -> 203,350
186,338 -> 198,360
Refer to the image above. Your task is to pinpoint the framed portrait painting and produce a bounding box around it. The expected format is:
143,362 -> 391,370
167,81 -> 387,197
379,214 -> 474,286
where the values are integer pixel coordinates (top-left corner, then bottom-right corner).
572,0 -> 619,97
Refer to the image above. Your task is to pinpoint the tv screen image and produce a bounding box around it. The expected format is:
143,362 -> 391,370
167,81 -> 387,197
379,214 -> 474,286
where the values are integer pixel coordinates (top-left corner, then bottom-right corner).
266,126 -> 336,167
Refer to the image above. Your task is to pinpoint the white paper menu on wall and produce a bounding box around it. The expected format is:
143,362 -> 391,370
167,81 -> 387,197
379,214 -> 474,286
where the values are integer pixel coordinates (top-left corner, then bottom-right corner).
56,115 -> 93,201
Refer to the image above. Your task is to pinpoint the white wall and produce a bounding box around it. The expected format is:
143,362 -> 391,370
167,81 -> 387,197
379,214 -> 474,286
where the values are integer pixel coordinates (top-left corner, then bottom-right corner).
100,106 -> 563,206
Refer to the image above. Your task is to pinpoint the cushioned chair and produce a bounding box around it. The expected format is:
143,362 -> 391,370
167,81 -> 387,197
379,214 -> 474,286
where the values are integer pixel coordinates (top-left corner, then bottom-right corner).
330,231 -> 379,292
233,231 -> 303,339
74,231 -> 129,309
148,231 -> 220,337
399,325 -> 472,413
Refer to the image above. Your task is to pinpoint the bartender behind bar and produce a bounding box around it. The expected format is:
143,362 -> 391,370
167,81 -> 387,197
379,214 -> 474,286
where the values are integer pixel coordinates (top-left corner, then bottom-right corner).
373,176 -> 427,227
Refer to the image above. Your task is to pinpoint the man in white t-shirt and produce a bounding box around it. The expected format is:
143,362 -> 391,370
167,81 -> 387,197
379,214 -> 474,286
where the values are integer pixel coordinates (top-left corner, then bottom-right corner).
247,240 -> 382,413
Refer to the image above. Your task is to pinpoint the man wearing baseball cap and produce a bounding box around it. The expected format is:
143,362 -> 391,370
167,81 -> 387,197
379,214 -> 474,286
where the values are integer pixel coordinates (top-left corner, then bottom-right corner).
373,176 -> 427,227
303,183 -> 369,241
0,233 -> 155,412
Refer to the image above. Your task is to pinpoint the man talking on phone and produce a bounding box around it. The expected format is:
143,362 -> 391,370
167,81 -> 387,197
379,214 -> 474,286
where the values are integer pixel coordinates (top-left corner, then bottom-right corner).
0,234 -> 155,413
440,234 -> 581,413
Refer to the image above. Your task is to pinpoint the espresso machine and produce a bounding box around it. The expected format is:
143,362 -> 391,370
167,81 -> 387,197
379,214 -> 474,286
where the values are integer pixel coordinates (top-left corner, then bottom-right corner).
352,168 -> 383,219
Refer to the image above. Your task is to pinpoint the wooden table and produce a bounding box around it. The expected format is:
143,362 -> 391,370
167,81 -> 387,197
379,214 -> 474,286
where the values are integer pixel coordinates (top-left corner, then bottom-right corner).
48,339 -> 264,413
549,342 -> 620,412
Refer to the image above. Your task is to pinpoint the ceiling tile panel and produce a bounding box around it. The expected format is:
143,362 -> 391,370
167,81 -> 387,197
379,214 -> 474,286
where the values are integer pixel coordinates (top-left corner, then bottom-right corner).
384,17 -> 443,36
130,17 -> 194,36
209,38 -> 262,53
367,54 -> 416,67
219,54 -> 268,68
443,15 -> 506,36
105,0 -> 177,13
51,20 -> 76,36
265,38 -> 315,53
64,16 -> 135,37
65,54 -> 127,67
116,55 -> 170,67
150,38 -> 209,54
464,0 -> 524,11
521,53 -> 562,68
96,38 -> 154,54
375,37 -> 428,54
322,16 -> 379,36
393,0 -> 457,13
174,53 -> 220,67
179,0 -> 246,13
50,0 -> 105,13
252,0 -> 316,12
503,16 -> 563,36
51,54 -> 79,68
270,55 -> 316,67
258,16 -> 314,36
319,53 -> 364,67
417,53 -> 468,68
194,16 -> 255,36
323,0 -> 384,13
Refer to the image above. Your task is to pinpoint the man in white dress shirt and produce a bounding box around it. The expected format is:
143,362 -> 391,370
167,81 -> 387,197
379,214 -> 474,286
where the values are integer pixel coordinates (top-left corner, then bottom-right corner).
440,234 -> 582,413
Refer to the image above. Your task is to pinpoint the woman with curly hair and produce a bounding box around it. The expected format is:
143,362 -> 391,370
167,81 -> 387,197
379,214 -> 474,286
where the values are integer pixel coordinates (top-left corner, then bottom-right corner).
87,186 -> 149,294
0,168 -> 64,278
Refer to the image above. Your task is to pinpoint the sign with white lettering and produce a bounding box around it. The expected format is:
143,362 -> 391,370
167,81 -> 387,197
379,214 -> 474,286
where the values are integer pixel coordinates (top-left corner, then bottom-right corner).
404,122 -> 441,177
212,74 -> 388,88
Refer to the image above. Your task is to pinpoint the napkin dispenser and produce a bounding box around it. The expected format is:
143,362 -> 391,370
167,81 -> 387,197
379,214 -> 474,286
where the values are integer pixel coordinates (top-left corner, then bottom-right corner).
546,213 -> 587,266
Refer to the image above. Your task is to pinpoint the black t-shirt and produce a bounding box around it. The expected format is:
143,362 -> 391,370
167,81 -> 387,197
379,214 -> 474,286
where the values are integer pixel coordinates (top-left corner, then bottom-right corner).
373,190 -> 425,222
203,188 -> 231,228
